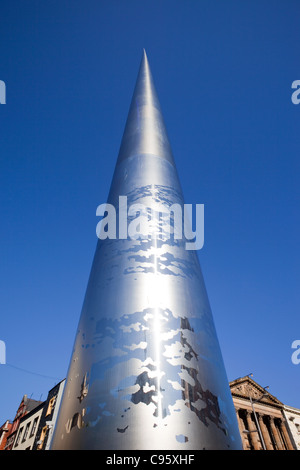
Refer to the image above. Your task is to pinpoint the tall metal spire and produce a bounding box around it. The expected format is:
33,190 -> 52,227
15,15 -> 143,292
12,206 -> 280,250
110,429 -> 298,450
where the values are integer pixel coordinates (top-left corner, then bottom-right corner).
51,51 -> 242,450
117,49 -> 174,165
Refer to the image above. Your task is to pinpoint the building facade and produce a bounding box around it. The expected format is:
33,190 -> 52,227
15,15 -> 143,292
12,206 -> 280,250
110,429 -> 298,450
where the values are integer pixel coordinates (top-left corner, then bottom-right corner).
283,405 -> 300,450
4,395 -> 43,450
230,376 -> 296,450
33,379 -> 65,450
12,402 -> 44,450
0,421 -> 12,450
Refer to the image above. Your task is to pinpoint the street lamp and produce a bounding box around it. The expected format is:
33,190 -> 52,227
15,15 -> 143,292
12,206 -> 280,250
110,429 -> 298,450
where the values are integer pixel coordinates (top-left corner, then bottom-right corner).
249,387 -> 269,450
243,374 -> 269,450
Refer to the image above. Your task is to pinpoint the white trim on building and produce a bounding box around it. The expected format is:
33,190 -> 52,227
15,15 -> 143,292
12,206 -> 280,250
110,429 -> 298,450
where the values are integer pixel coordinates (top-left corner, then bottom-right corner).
12,404 -> 44,450
283,405 -> 300,450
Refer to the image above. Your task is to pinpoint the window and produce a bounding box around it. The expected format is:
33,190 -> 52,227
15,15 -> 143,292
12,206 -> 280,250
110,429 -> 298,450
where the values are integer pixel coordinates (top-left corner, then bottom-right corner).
22,422 -> 31,442
37,426 -> 47,450
45,397 -> 56,417
15,427 -> 23,447
30,417 -> 39,437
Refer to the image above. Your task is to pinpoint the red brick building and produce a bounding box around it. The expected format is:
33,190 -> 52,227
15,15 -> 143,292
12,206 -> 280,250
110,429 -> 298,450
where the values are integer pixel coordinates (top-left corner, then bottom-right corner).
0,421 -> 12,450
3,395 -> 42,450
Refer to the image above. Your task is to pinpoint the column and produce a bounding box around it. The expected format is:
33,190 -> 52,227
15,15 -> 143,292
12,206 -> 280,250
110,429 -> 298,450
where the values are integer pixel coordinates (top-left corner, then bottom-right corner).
269,417 -> 284,450
235,408 -> 248,450
277,418 -> 295,450
245,410 -> 260,450
257,414 -> 273,450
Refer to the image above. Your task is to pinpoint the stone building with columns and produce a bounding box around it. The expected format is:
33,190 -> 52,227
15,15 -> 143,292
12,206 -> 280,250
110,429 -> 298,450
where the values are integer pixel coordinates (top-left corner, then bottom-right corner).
230,376 -> 296,450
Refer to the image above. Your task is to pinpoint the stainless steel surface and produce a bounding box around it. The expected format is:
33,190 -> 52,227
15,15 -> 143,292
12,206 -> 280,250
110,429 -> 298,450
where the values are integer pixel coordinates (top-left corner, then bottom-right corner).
117,49 -> 174,165
51,51 -> 242,450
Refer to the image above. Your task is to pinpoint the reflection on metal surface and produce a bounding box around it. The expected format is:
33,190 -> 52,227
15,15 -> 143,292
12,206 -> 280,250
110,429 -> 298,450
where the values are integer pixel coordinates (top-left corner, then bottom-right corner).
51,51 -> 242,450
77,373 -> 89,403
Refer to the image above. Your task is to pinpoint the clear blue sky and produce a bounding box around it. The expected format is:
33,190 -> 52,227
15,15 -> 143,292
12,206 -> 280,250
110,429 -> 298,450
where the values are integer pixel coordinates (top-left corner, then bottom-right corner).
0,0 -> 299,426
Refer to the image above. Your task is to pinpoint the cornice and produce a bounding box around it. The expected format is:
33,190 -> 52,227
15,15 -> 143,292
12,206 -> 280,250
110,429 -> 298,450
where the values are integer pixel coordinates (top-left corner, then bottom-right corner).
230,376 -> 283,408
